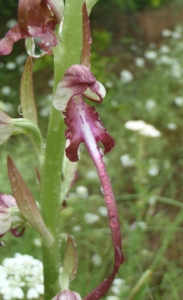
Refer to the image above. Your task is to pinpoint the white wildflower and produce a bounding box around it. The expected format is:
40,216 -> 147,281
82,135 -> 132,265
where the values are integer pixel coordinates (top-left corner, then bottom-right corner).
111,286 -> 121,295
84,213 -> 99,224
12,287 -> 24,299
174,96 -> 183,106
171,61 -> 182,78
113,278 -> 126,287
27,287 -> 39,299
0,254 -> 44,300
159,45 -> 170,54
144,50 -> 157,60
161,29 -> 172,37
15,55 -> 27,65
86,170 -> 98,180
6,62 -> 16,70
33,238 -> 42,248
105,81 -> 113,88
98,206 -> 108,217
135,57 -> 145,67
6,19 -> 17,29
72,225 -> 82,232
124,120 -> 146,131
167,122 -> 177,130
156,55 -> 173,65
148,160 -> 159,176
91,254 -> 102,266
125,120 -> 161,137
120,154 -> 135,167
120,70 -> 133,83
148,196 -> 156,205
139,124 -> 161,137
145,99 -> 156,111
1,86 -> 11,95
76,186 -> 88,198
130,221 -> 147,230
47,79 -> 54,87
171,31 -> 182,39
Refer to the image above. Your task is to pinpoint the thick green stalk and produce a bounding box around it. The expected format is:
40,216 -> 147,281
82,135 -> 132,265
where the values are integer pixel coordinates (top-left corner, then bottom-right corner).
41,1 -> 83,299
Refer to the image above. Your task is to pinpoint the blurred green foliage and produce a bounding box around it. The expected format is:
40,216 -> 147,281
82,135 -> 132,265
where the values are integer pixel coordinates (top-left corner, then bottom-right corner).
95,0 -> 171,12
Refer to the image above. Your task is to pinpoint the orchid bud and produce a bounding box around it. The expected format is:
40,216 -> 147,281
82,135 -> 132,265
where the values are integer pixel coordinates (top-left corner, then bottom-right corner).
0,193 -> 26,237
52,289 -> 82,300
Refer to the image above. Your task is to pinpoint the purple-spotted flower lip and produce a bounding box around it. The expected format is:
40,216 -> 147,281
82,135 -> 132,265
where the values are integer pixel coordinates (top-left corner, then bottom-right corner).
53,64 -> 106,111
0,0 -> 63,56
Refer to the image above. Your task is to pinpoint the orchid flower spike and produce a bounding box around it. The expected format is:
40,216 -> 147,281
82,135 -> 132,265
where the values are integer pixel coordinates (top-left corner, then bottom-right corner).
0,193 -> 26,241
0,0 -> 64,56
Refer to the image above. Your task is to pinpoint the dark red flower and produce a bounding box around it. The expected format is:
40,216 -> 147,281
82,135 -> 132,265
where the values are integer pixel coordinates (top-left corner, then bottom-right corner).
0,0 -> 63,56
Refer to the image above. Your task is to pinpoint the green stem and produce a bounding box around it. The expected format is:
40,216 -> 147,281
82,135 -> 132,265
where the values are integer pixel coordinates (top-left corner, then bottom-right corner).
41,0 -> 83,299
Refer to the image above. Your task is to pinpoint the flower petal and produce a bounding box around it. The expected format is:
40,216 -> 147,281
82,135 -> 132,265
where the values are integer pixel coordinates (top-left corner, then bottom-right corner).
64,99 -> 114,162
0,37 -> 14,55
0,193 -> 17,208
0,25 -> 23,56
83,81 -> 106,102
53,65 -> 105,111
10,227 -> 26,237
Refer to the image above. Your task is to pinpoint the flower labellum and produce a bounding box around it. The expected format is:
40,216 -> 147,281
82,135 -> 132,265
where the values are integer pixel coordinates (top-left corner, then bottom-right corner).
64,97 -> 114,162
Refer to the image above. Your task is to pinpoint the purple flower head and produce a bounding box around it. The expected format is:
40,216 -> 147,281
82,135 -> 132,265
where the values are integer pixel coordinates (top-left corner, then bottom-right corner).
0,193 -> 26,239
52,289 -> 82,300
0,0 -> 63,56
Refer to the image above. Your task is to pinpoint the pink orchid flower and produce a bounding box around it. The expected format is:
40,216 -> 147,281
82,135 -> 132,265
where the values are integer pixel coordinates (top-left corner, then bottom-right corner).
0,193 -> 26,244
52,289 -> 82,300
53,64 -> 124,299
0,0 -> 64,56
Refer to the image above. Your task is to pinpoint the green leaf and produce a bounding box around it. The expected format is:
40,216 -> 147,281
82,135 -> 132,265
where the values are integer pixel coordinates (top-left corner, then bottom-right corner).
20,56 -> 38,125
7,155 -> 54,247
81,2 -> 91,68
60,153 -> 78,203
60,235 -> 78,289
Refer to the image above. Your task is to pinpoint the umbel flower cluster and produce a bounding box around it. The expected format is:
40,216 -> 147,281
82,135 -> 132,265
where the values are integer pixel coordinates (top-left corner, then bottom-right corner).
0,0 -> 124,299
0,254 -> 44,300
